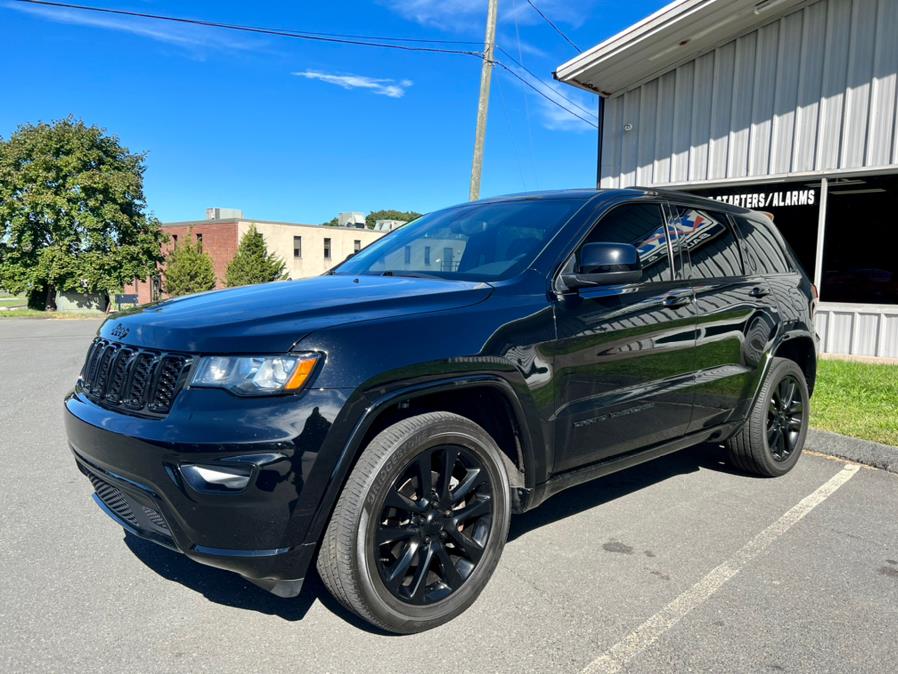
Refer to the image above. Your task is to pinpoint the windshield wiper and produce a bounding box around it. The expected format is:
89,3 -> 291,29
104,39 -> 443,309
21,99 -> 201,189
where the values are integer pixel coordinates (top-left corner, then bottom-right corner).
379,270 -> 447,280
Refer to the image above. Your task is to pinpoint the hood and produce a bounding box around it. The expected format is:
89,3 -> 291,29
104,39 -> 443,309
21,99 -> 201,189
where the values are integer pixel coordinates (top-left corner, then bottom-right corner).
100,275 -> 493,353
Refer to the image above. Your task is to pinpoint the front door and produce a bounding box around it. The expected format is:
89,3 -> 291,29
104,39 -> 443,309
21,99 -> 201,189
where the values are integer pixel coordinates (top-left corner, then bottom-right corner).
551,201 -> 698,473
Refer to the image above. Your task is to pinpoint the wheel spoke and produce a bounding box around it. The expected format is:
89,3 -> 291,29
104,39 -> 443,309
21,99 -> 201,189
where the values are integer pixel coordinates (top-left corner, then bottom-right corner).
385,490 -> 426,514
433,541 -> 465,590
787,400 -> 804,415
787,416 -> 802,431
408,541 -> 435,603
767,425 -> 779,446
446,527 -> 484,563
415,451 -> 433,498
376,525 -> 415,546
784,380 -> 797,409
450,467 -> 488,505
768,397 -> 779,417
385,540 -> 419,590
453,496 -> 491,525
436,446 -> 459,502
778,379 -> 789,406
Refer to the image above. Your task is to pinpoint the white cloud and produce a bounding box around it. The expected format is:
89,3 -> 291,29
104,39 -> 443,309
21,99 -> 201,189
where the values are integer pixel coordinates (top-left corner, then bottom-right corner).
497,32 -> 548,59
503,66 -> 596,132
292,70 -> 413,98
4,2 -> 261,53
381,0 -> 595,31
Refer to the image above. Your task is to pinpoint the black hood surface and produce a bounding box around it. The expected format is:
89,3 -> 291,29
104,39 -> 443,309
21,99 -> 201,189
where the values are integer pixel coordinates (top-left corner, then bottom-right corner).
99,275 -> 493,353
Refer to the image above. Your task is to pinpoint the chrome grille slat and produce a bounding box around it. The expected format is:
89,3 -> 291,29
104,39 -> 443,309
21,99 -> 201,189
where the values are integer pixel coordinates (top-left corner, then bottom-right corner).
78,338 -> 192,417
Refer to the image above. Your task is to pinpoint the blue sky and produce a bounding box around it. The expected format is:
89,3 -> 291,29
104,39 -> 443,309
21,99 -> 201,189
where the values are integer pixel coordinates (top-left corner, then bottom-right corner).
1,0 -> 666,223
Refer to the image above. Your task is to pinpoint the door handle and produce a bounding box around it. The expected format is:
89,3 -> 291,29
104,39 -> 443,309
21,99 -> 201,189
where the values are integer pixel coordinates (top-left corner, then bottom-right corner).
662,292 -> 693,308
748,285 -> 771,298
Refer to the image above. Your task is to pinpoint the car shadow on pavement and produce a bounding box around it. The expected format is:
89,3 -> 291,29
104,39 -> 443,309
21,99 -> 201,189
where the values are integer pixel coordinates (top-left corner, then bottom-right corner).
122,533 -> 391,633
508,442 -> 737,542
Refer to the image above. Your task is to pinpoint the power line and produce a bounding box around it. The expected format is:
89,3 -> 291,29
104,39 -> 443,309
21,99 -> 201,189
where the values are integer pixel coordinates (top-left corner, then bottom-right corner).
494,61 -> 598,128
496,45 -> 597,120
13,0 -> 597,128
12,0 -> 484,57
525,0 -> 580,52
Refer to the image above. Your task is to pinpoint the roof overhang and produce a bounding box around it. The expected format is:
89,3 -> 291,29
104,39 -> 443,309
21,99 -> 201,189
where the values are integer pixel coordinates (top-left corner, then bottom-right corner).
555,0 -> 812,96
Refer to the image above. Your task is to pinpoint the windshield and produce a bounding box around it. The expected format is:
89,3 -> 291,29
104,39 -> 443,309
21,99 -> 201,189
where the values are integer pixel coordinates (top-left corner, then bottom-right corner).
332,198 -> 585,281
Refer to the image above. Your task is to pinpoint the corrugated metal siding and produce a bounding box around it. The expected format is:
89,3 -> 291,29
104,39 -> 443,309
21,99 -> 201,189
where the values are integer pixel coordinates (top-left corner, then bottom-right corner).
816,304 -> 898,358
599,0 -> 898,188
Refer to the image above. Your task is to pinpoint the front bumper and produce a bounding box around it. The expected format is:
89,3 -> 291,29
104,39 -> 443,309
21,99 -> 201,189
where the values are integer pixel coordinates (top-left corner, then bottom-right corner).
65,385 -> 353,596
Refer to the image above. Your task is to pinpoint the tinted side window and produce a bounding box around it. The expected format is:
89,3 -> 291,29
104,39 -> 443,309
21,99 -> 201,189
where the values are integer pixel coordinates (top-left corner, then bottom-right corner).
733,215 -> 792,275
669,206 -> 743,279
582,203 -> 671,283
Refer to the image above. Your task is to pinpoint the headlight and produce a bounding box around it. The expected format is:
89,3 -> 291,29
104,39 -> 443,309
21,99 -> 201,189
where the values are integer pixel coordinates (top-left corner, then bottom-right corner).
190,353 -> 320,396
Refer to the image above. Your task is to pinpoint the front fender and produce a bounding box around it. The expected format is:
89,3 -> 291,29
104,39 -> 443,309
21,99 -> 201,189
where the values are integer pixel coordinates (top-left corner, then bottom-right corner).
300,369 -> 548,548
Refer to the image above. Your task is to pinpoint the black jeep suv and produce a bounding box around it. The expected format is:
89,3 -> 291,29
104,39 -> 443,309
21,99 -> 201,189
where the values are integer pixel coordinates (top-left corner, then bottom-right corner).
66,188 -> 817,633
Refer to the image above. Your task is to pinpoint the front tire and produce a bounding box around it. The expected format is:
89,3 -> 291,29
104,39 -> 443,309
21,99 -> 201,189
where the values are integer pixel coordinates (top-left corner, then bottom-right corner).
317,412 -> 511,633
725,357 -> 810,477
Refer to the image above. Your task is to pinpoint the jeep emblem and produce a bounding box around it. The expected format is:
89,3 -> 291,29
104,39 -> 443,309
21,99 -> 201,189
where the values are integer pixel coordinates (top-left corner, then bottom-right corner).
110,323 -> 129,339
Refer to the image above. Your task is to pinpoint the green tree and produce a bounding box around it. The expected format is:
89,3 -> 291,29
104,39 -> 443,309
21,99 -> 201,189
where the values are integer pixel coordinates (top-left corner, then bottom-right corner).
0,118 -> 165,309
320,217 -> 339,227
225,225 -> 287,287
365,209 -> 422,229
163,234 -> 216,297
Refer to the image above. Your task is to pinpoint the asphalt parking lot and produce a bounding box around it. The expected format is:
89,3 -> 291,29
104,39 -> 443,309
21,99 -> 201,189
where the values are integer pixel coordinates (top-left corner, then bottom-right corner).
2,318 -> 897,673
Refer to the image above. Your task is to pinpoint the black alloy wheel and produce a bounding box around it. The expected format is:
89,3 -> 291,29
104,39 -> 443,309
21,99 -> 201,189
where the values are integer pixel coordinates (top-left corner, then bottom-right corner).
375,444 -> 493,605
317,412 -> 511,633
767,374 -> 803,462
725,356 -> 810,477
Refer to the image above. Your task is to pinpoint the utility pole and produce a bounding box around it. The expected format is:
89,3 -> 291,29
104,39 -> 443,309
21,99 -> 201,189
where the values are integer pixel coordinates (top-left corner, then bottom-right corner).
469,0 -> 499,201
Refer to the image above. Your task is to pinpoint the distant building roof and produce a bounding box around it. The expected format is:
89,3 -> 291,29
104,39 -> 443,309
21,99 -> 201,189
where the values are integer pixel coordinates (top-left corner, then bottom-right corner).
162,218 -> 324,229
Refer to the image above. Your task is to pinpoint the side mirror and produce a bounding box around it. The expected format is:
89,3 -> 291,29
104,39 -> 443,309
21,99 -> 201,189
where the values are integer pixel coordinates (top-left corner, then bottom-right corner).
561,242 -> 642,289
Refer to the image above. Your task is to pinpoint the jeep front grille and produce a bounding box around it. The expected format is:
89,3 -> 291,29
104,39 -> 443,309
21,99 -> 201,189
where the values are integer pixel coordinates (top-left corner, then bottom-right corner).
79,338 -> 193,417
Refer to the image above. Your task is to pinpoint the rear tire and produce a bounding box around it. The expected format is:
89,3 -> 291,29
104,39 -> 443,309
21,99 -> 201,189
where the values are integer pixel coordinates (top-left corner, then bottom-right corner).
317,412 -> 511,634
725,357 -> 809,477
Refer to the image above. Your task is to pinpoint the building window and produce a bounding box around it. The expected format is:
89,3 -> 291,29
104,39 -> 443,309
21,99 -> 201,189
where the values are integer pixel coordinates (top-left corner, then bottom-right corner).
404,245 -> 411,264
424,246 -> 431,266
324,238 -> 331,259
442,247 -> 455,272
354,240 -> 361,253
820,174 -> 898,305
294,236 -> 302,258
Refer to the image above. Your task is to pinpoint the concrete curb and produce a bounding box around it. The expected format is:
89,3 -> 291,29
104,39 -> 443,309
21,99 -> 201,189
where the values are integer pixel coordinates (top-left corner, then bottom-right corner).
807,429 -> 898,474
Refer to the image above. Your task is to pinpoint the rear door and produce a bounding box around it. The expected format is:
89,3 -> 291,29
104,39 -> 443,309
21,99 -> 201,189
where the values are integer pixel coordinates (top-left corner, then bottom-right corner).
551,201 -> 698,472
668,203 -> 775,432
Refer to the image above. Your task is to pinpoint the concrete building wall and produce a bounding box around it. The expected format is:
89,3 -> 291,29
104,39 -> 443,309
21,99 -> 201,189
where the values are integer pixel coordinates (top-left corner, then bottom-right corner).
599,0 -> 898,189
238,222 -> 384,278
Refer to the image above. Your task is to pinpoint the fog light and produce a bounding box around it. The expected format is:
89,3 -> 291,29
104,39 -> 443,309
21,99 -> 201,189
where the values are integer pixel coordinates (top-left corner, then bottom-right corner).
181,464 -> 252,492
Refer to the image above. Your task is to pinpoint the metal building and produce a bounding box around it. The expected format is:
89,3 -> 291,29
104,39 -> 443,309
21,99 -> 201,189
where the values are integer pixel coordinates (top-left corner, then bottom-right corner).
556,0 -> 898,359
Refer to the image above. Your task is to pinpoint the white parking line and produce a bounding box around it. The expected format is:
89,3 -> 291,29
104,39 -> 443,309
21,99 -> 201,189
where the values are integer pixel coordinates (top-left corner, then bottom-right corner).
581,463 -> 861,674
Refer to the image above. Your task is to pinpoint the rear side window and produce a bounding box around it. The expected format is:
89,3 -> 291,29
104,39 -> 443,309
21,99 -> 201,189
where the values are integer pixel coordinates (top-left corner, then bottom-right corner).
733,216 -> 792,275
669,206 -> 743,279
582,203 -> 672,283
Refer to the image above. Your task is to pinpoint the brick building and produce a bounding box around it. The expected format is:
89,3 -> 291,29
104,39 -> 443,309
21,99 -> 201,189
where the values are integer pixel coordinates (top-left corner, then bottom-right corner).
127,209 -> 386,304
